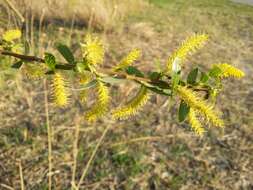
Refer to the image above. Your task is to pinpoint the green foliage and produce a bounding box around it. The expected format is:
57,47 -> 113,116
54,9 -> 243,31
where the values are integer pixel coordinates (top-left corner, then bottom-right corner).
11,60 -> 23,69
178,101 -> 190,122
56,43 -> 75,64
44,53 -> 56,71
0,30 -> 245,135
187,68 -> 198,85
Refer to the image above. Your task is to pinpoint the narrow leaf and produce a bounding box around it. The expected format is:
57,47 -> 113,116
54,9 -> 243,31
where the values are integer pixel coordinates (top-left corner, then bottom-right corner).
200,72 -> 209,83
100,77 -> 126,84
209,66 -> 222,78
80,80 -> 97,90
187,68 -> 198,85
11,61 -> 23,69
125,66 -> 144,77
44,53 -> 56,71
178,101 -> 190,122
56,43 -> 75,64
149,72 -> 162,81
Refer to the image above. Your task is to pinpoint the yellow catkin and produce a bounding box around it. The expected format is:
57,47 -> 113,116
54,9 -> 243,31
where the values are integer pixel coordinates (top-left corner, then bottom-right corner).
22,64 -> 46,79
177,86 -> 224,127
85,81 -> 110,122
214,63 -> 245,78
112,86 -> 150,120
81,34 -> 104,65
188,109 -> 205,136
114,49 -> 141,70
2,29 -> 21,42
52,73 -> 69,107
167,34 -> 208,72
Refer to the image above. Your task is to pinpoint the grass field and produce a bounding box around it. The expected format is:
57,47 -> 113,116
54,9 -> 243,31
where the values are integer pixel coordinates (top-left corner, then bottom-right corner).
0,0 -> 253,189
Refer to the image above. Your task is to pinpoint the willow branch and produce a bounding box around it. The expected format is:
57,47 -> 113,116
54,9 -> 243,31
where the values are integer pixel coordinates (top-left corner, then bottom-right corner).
0,50 -> 209,94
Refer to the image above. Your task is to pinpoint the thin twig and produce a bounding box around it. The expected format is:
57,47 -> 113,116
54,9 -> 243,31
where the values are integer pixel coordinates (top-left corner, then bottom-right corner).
43,79 -> 52,190
71,122 -> 80,190
0,50 -> 209,95
108,135 -> 174,148
77,125 -> 111,189
18,160 -> 25,190
0,184 -> 14,190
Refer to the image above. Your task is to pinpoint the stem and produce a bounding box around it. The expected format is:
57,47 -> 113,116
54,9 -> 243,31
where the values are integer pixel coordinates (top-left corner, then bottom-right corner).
1,50 -> 45,63
18,160 -> 25,190
71,123 -> 80,190
0,50 -> 209,95
109,135 -> 174,148
43,79 -> 52,190
77,125 -> 111,189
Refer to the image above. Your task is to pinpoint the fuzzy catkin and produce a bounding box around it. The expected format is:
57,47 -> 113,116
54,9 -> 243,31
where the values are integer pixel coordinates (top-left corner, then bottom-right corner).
167,34 -> 208,72
188,109 -> 205,136
52,73 -> 69,107
81,34 -> 104,65
114,49 -> 141,70
85,81 -> 110,122
214,63 -> 245,78
112,86 -> 149,120
177,86 -> 224,128
3,29 -> 21,42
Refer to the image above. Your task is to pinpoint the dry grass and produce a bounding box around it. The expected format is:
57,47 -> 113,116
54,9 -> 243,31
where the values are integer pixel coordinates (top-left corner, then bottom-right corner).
10,0 -> 149,30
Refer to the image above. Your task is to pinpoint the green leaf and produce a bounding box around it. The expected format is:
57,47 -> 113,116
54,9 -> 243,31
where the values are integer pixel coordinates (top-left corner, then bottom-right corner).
11,61 -> 23,69
187,68 -> 198,85
209,66 -> 222,78
147,86 -> 172,96
172,73 -> 180,91
200,72 -> 209,83
56,43 -> 75,64
100,77 -> 126,84
178,101 -> 190,122
44,53 -> 56,71
171,58 -> 181,92
148,72 -> 161,81
80,80 -> 97,90
75,62 -> 88,73
45,70 -> 55,75
125,66 -> 144,77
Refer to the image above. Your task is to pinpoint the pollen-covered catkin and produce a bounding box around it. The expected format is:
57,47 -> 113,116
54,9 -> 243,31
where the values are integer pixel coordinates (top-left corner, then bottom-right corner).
85,81 -> 110,122
81,34 -> 104,65
177,86 -> 224,128
214,63 -> 245,78
188,109 -> 205,136
52,73 -> 69,107
112,85 -> 150,120
114,49 -> 141,70
22,63 -> 46,79
167,34 -> 208,72
2,29 -> 21,42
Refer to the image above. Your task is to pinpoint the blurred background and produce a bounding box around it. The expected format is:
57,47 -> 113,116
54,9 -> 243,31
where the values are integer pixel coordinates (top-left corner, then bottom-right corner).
0,0 -> 253,189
